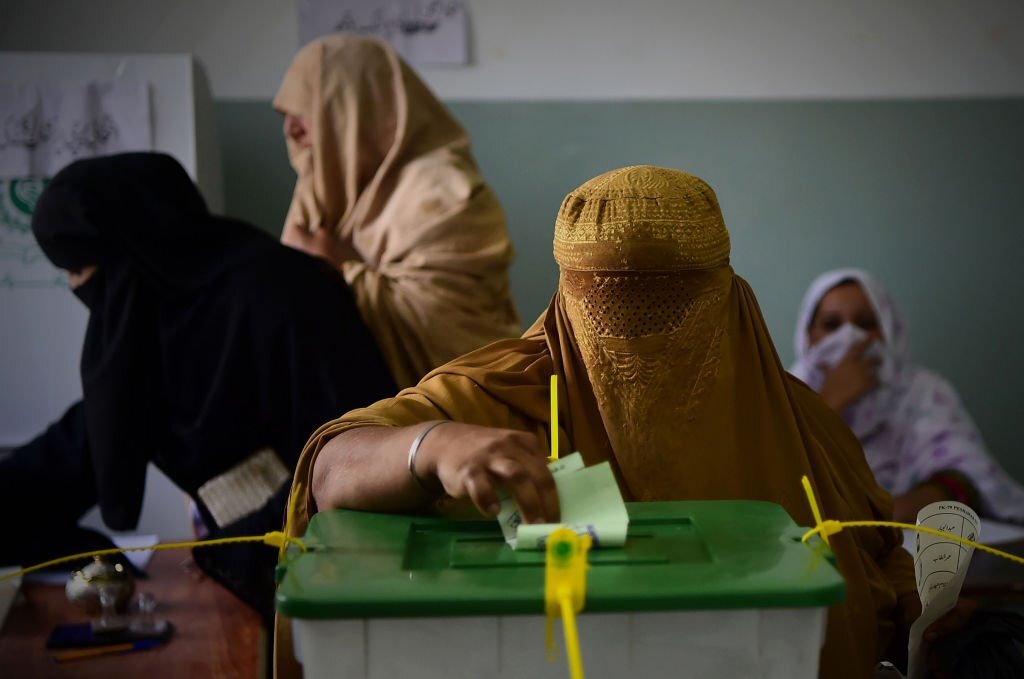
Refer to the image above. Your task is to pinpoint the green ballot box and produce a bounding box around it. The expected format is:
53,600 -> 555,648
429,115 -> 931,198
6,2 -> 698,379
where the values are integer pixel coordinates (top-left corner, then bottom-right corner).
276,500 -> 845,679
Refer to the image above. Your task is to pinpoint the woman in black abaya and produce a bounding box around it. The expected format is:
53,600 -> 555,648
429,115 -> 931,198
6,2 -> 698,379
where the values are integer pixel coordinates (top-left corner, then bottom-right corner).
0,153 -> 396,620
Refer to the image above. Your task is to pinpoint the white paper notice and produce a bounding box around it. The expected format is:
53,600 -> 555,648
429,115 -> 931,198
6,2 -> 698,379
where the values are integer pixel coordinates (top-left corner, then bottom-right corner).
0,177 -> 57,289
907,501 -> 980,679
298,0 -> 469,65
0,80 -> 152,178
0,80 -> 151,288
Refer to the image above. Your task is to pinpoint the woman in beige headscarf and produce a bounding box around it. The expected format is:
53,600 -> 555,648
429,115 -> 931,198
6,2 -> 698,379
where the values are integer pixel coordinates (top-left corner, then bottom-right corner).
274,35 -> 521,388
279,166 -> 923,677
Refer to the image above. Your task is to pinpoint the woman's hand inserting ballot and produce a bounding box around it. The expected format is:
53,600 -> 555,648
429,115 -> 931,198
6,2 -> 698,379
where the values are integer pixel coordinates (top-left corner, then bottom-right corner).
418,423 -> 559,524
312,423 -> 560,524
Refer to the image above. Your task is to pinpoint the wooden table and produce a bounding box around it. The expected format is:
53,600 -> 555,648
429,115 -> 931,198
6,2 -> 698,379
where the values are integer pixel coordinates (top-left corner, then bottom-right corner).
0,548 -> 264,678
2,537 -> 1017,678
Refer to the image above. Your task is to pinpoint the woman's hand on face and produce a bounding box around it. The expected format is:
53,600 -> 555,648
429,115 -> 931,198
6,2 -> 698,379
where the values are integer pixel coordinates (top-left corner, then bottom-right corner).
415,422 -> 560,525
818,336 -> 881,412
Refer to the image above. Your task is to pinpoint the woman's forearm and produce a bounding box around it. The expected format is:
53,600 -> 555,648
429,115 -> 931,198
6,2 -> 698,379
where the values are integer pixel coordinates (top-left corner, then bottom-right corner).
312,425 -> 435,513
311,421 -> 560,524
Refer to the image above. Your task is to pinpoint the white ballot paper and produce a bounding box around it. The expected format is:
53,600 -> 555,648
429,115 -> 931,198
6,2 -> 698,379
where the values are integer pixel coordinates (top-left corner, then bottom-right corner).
906,501 -> 980,679
496,452 -> 629,550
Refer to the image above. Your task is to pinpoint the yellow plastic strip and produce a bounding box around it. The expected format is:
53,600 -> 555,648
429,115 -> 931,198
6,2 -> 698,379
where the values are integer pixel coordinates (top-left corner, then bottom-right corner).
549,374 -> 559,462
800,475 -> 829,548
544,527 -> 590,678
559,592 -> 584,679
281,482 -> 304,561
798,474 -> 1023,567
0,532 -> 307,582
801,520 -> 1024,566
545,608 -> 557,662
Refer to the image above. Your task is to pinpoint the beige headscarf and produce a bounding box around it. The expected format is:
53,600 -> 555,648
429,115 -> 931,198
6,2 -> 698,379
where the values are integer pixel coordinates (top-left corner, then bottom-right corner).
280,167 -> 918,678
273,34 -> 521,387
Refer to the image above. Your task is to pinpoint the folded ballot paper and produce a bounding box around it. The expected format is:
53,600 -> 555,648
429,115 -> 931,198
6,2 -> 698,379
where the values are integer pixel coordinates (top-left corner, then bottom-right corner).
907,501 -> 980,679
875,501 -> 981,679
496,452 -> 629,550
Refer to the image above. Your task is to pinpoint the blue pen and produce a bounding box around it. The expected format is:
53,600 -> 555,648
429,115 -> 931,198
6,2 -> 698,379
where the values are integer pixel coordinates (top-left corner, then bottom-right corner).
53,638 -> 163,662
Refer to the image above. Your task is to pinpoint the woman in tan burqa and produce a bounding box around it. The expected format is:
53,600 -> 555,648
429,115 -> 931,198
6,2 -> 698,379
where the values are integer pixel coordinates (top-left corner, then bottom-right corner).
274,35 -> 521,388
278,166 -> 922,677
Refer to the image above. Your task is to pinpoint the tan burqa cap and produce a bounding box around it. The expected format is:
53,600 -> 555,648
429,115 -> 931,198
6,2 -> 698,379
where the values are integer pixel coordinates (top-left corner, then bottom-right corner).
279,166 -> 918,678
274,34 -> 520,388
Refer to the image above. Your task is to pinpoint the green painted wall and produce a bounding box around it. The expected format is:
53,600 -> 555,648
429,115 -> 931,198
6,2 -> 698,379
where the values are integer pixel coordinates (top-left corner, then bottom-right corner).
216,100 -> 1024,482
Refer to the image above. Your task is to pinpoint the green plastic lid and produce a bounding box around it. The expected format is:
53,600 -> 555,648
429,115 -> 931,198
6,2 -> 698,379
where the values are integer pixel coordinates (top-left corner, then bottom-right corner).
275,500 -> 845,620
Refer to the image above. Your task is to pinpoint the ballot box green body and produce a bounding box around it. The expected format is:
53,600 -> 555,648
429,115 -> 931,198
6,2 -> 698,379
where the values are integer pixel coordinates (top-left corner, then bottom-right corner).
277,500 -> 845,679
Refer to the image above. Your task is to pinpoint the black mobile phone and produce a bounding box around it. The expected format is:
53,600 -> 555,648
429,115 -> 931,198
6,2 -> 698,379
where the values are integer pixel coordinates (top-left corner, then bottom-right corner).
46,620 -> 174,649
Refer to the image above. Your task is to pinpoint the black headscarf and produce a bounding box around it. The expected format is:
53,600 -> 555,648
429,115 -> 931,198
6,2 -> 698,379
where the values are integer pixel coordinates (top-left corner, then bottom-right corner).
31,153 -> 396,532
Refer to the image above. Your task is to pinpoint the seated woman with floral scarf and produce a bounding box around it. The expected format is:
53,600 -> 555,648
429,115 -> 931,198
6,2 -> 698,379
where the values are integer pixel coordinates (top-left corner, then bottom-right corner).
790,269 -> 1024,524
